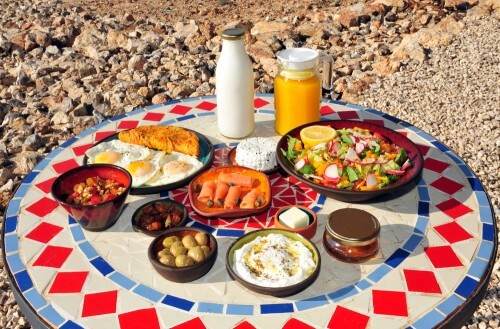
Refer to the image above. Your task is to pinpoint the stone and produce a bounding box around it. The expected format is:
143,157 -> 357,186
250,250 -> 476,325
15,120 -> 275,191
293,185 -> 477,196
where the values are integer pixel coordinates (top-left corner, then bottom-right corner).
373,0 -> 405,9
251,21 -> 289,37
444,0 -> 475,10
72,28 -> 105,60
50,111 -> 70,125
173,22 -> 199,39
151,93 -> 169,104
0,168 -> 12,186
128,55 -> 146,70
107,29 -> 128,49
22,134 -> 42,151
372,57 -> 401,76
338,11 -> 359,28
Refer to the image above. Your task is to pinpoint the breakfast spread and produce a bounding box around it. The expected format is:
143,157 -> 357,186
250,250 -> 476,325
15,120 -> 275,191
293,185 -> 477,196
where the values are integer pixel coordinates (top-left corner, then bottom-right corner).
156,232 -> 211,267
234,137 -> 278,171
282,125 -> 412,191
233,233 -> 316,287
64,176 -> 126,205
136,201 -> 185,231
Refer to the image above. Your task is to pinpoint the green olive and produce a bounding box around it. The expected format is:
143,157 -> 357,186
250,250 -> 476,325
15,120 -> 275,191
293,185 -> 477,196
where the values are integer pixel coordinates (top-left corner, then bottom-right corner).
175,255 -> 195,267
200,245 -> 211,258
157,248 -> 172,259
187,246 -> 205,263
182,235 -> 198,249
162,236 -> 180,249
194,232 -> 208,246
170,245 -> 188,257
159,255 -> 176,266
169,241 -> 183,251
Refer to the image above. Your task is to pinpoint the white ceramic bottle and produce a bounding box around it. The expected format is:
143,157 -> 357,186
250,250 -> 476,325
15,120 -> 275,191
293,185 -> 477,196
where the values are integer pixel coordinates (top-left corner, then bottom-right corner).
215,28 -> 255,138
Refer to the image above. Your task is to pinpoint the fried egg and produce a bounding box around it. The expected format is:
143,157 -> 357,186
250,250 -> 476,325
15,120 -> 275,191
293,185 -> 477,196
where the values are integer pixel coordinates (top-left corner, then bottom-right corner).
146,152 -> 203,186
126,150 -> 166,187
86,140 -> 152,167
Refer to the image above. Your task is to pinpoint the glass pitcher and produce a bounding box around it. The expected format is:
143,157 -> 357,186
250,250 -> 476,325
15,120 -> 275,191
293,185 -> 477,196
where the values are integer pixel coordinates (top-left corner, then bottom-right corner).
274,48 -> 333,136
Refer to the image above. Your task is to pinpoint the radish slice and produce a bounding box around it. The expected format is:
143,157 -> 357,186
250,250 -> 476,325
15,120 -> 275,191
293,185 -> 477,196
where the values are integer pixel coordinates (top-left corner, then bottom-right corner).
323,164 -> 339,181
294,158 -> 307,171
328,141 -> 334,152
355,142 -> 365,154
386,169 -> 405,176
366,173 -> 377,187
313,142 -> 326,150
345,148 -> 358,162
349,135 -> 356,144
402,159 -> 412,171
374,132 -> 387,142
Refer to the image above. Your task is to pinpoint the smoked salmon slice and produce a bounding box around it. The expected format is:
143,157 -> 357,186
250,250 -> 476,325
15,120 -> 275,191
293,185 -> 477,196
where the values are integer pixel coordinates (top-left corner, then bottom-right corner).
214,181 -> 229,207
240,188 -> 263,209
224,185 -> 241,209
218,173 -> 255,188
197,180 -> 216,203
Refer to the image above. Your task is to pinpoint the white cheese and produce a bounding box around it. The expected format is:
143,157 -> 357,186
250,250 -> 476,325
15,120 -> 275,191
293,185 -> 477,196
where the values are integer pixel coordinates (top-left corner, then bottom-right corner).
279,207 -> 309,228
235,137 -> 277,171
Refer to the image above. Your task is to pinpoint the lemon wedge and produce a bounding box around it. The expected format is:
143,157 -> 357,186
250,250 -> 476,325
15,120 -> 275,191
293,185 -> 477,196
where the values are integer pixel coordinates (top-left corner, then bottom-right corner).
300,125 -> 337,147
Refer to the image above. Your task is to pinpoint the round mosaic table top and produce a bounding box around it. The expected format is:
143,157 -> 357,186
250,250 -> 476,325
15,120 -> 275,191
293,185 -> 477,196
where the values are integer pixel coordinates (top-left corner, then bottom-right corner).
2,95 -> 497,329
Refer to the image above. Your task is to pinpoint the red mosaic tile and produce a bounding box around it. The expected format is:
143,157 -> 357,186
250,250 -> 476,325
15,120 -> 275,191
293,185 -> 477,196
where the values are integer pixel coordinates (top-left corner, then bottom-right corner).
254,98 -> 270,108
81,290 -> 118,317
372,290 -> 408,317
170,104 -> 192,115
143,112 -> 165,121
233,321 -> 255,329
435,198 -> 473,220
72,143 -> 93,157
171,317 -> 205,329
328,306 -> 370,329
425,245 -> 463,268
424,158 -> 450,173
49,271 -> 89,293
337,111 -> 360,120
52,159 -> 79,174
403,269 -> 441,294
320,105 -> 334,115
118,308 -> 160,329
283,318 -> 314,329
398,131 -> 408,137
95,131 -> 116,142
35,177 -> 57,194
430,177 -> 464,195
417,144 -> 431,156
117,120 -> 139,130
33,245 -> 73,268
363,119 -> 385,127
25,197 -> 59,218
434,221 -> 473,244
25,222 -> 63,243
196,101 -> 217,111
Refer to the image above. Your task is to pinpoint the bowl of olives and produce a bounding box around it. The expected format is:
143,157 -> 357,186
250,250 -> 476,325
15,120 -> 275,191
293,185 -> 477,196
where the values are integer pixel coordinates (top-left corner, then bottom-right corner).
148,227 -> 218,283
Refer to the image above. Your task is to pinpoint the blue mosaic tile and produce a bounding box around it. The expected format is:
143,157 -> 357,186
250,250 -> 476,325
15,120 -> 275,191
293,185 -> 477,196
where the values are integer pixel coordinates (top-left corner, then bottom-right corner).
60,136 -> 78,148
455,276 -> 479,299
295,295 -> 329,311
317,194 -> 326,205
91,120 -> 110,130
165,99 -> 181,104
75,127 -> 96,138
13,184 -> 30,199
468,178 -> 483,191
402,234 -> 423,252
417,186 -> 430,201
431,141 -> 449,152
144,103 -> 164,110
162,295 -> 194,312
259,110 -> 275,115
327,285 -> 358,302
214,144 -> 226,150
260,303 -> 294,314
70,225 -> 85,242
109,272 -> 136,290
127,108 -> 146,116
38,305 -> 65,326
4,216 -> 17,234
311,204 -> 322,212
60,320 -> 85,329
78,241 -> 99,259
68,216 -> 77,225
4,234 -> 19,253
90,257 -> 114,276
197,112 -> 215,117
445,151 -> 463,165
414,216 -> 429,235
33,158 -> 52,171
159,119 -> 178,126
365,108 -> 384,116
226,304 -> 253,315
346,103 -> 364,110
385,248 -> 410,268
45,147 -> 65,159
110,113 -> 127,122
197,302 -> 224,314
23,171 -> 39,184
355,279 -> 372,291
190,221 -> 216,233
467,258 -> 488,280
382,113 -> 400,124
177,114 -> 196,122
367,264 -> 392,283
228,142 -> 239,147
201,95 -> 216,99
436,294 -> 464,315
482,223 -> 494,242
14,270 -> 33,292
479,206 -> 493,224
477,241 -> 494,260
416,131 -> 435,143
5,198 -> 21,217
418,201 -> 429,217
417,176 -> 427,186
217,229 -> 245,237
133,284 -> 163,302
411,309 -> 445,329
330,99 -> 347,106
24,288 -> 48,310
6,253 -> 24,274
459,164 -> 473,177
475,192 -> 490,207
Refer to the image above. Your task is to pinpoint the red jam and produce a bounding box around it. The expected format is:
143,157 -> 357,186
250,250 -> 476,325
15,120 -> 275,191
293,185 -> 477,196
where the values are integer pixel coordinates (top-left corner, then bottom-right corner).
323,208 -> 380,263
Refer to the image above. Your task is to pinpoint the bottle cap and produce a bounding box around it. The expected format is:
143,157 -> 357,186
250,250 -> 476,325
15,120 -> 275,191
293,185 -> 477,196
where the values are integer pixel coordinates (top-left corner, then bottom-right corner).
221,28 -> 246,40
326,208 -> 380,246
277,48 -> 319,71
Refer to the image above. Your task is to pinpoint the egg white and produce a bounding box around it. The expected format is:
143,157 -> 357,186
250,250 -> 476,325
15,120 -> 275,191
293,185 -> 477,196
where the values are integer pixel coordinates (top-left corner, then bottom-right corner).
86,140 -> 152,168
125,150 -> 166,187
146,152 -> 203,186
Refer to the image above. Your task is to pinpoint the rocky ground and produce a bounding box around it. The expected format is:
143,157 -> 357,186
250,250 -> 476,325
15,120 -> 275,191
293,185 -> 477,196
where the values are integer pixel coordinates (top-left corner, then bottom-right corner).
0,0 -> 498,328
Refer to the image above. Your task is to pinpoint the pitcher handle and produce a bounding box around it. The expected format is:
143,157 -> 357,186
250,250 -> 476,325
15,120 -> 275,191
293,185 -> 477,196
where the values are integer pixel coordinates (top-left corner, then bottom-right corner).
319,54 -> 333,92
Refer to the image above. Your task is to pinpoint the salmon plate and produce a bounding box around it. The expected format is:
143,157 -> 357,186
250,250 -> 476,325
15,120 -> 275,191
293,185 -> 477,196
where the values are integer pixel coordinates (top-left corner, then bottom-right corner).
188,166 -> 272,218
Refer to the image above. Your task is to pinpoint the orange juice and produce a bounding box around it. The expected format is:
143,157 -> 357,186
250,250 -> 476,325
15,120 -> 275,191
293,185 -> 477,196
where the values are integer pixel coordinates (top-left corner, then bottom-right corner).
274,70 -> 321,135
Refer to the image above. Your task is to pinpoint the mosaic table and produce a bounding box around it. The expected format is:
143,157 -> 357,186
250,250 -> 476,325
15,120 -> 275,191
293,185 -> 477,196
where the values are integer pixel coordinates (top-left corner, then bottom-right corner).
2,94 -> 497,329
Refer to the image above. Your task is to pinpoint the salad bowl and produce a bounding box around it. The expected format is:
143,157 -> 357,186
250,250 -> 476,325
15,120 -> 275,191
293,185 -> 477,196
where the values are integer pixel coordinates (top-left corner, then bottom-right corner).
276,120 -> 424,202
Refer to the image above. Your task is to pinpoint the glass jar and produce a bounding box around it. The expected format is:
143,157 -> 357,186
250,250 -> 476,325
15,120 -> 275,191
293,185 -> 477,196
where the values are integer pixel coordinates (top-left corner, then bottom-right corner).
323,208 -> 380,263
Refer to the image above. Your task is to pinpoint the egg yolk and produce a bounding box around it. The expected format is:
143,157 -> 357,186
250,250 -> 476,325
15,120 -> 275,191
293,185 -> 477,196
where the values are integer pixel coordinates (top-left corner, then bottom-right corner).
126,161 -> 155,177
163,161 -> 191,176
94,151 -> 122,164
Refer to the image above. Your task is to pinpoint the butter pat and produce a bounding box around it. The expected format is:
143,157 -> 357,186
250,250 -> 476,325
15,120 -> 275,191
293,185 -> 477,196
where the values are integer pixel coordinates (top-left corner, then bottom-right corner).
279,207 -> 309,228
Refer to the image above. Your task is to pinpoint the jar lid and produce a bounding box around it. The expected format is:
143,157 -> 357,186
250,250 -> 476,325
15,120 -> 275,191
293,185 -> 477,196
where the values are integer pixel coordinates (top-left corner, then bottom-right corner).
326,208 -> 380,246
221,28 -> 246,40
276,48 -> 319,71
